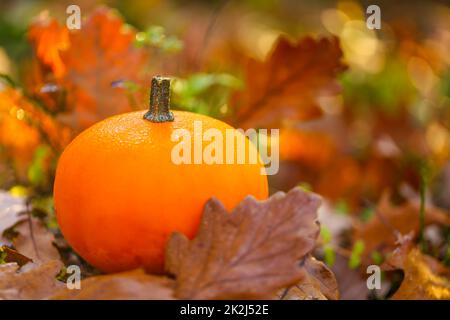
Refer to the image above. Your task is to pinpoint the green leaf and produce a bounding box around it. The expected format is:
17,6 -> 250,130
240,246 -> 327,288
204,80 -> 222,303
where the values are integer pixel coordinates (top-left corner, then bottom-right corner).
145,26 -> 165,45
111,79 -> 141,93
349,240 -> 365,269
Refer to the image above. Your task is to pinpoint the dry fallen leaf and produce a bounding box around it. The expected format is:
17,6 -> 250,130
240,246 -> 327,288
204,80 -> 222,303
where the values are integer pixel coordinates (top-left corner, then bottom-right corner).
354,192 -> 450,259
279,255 -> 339,300
0,246 -> 32,267
330,255 -> 373,300
383,234 -> 450,300
51,269 -> 175,300
0,192 -> 26,238
11,217 -> 60,264
165,187 -> 322,299
233,36 -> 346,129
0,260 -> 63,299
279,128 -> 337,169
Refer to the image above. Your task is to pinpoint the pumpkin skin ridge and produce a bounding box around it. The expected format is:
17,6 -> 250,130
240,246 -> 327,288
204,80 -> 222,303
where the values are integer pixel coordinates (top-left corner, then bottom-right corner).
54,110 -> 268,273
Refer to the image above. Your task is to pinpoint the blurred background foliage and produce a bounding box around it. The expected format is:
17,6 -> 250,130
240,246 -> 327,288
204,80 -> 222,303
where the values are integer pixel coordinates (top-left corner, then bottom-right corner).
0,0 -> 449,297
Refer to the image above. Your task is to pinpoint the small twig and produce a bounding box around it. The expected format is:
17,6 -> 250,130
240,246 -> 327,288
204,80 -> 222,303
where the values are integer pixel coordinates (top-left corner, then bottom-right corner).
195,0 -> 230,70
25,199 -> 40,261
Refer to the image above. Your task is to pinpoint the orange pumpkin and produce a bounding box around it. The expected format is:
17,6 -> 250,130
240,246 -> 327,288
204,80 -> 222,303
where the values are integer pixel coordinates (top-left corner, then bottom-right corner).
54,76 -> 268,273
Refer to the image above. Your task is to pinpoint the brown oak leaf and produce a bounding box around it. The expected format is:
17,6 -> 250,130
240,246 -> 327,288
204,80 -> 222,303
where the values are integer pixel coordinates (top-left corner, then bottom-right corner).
383,234 -> 450,300
0,87 -> 72,163
354,192 -> 450,259
279,255 -> 339,300
51,269 -> 175,300
233,36 -> 346,129
165,187 -> 322,299
0,260 -> 64,299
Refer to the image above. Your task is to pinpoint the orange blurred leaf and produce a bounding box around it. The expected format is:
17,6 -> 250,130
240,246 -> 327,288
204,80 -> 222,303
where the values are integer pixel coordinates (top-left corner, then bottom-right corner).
279,256 -> 339,300
165,187 -> 322,299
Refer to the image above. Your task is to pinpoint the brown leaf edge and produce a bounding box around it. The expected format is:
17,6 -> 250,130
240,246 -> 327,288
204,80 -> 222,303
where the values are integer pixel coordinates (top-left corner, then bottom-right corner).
279,256 -> 339,300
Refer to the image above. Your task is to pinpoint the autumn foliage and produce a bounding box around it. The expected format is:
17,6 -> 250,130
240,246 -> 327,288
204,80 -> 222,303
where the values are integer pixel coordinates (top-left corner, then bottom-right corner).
0,2 -> 449,301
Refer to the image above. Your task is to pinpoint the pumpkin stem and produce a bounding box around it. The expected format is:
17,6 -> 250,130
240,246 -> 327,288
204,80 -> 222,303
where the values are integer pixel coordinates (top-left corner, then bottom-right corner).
144,76 -> 174,122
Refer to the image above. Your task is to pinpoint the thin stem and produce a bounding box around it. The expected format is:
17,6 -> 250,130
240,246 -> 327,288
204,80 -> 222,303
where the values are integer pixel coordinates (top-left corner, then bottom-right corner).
144,76 -> 174,123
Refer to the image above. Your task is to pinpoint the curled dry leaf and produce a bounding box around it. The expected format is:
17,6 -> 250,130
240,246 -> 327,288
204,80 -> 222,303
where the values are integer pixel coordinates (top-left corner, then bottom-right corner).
279,256 -> 339,300
354,192 -> 450,259
383,233 -> 450,300
165,187 -> 322,299
233,36 -> 346,129
52,269 -> 175,300
0,260 -> 64,299
0,246 -> 32,267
